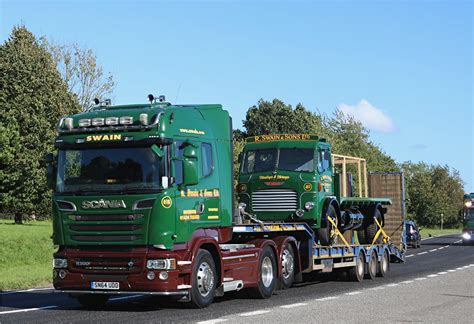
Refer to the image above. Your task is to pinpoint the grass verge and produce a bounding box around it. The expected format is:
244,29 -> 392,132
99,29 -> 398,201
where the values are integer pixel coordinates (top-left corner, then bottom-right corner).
0,220 -> 54,290
421,227 -> 461,239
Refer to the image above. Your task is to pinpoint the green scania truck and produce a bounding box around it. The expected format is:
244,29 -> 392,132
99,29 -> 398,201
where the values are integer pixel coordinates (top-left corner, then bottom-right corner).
47,97 -> 405,308
461,193 -> 474,244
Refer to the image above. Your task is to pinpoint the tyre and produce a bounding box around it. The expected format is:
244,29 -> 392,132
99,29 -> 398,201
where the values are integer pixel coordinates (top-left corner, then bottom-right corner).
347,251 -> 365,282
280,243 -> 295,289
377,250 -> 390,277
190,249 -> 217,308
366,251 -> 377,280
77,294 -> 110,309
249,246 -> 277,298
358,208 -> 382,245
317,205 -> 338,246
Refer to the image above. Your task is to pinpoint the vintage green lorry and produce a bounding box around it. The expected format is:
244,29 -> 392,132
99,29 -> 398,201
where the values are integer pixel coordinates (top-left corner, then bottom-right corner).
47,97 -> 404,309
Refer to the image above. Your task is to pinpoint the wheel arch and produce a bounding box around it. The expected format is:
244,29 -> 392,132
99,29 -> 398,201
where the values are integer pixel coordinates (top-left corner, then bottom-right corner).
321,198 -> 341,227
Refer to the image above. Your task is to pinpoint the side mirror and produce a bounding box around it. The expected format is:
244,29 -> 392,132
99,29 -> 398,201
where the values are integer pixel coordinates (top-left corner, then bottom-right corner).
45,153 -> 56,190
183,144 -> 197,158
183,143 -> 198,186
458,209 -> 464,218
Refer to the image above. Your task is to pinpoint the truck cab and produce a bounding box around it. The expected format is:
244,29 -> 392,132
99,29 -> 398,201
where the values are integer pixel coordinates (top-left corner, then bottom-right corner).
461,193 -> 474,244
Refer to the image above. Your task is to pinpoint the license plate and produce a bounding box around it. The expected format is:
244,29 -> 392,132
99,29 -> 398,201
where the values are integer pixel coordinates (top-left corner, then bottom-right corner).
90,281 -> 120,290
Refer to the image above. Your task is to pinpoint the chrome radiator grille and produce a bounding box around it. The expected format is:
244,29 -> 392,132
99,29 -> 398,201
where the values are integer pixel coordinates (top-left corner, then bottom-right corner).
251,189 -> 298,211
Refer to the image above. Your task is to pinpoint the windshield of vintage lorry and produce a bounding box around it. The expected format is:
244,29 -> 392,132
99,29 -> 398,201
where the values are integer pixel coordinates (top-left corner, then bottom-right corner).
241,148 -> 314,174
56,147 -> 162,194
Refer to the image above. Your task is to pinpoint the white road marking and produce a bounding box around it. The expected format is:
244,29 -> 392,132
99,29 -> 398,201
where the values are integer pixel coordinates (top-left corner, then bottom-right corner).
386,283 -> 399,287
456,267 -> 464,270
196,319 -> 228,324
437,271 -> 448,275
239,310 -> 270,317
443,245 -> 450,248
0,287 -> 54,295
427,274 -> 438,278
109,295 -> 142,301
438,247 -> 445,250
345,291 -> 361,296
400,280 -> 414,284
280,302 -> 307,309
429,249 -> 438,252
415,277 -> 427,281
417,252 -> 428,255
369,286 -> 385,290
0,305 -> 57,315
448,269 -> 457,272
455,240 -> 462,243
406,255 -> 414,258
316,296 -> 339,301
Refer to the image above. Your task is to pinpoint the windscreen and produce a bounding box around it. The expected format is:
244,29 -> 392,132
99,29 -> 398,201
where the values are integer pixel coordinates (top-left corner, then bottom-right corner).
241,148 -> 314,174
466,208 -> 474,220
56,147 -> 161,193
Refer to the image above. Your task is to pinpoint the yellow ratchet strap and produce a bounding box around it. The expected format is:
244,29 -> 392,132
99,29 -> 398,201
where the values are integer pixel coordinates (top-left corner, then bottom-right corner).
327,216 -> 351,249
371,217 -> 391,246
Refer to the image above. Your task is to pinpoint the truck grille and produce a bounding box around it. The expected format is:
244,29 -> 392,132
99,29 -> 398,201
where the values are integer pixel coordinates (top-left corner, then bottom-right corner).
251,189 -> 298,211
69,253 -> 145,274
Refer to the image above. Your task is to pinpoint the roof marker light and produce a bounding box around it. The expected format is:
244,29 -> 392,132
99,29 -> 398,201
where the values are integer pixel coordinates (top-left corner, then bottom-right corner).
92,118 -> 105,126
120,116 -> 133,125
140,113 -> 149,126
64,118 -> 74,130
106,117 -> 119,125
79,119 -> 91,127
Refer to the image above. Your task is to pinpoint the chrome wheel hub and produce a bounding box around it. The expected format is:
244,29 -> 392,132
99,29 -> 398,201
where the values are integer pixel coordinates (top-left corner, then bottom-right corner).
197,261 -> 214,297
261,256 -> 274,288
281,249 -> 294,279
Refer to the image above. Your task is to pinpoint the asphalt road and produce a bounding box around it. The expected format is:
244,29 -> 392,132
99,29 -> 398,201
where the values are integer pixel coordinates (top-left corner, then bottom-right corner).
1,234 -> 473,324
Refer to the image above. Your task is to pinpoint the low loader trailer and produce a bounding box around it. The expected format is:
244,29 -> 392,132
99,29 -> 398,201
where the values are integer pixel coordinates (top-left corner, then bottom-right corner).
46,97 -> 405,308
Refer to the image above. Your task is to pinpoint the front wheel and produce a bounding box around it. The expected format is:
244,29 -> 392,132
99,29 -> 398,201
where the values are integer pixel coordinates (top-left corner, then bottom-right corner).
76,294 -> 109,309
249,246 -> 277,298
366,251 -> 377,280
317,205 -> 339,246
190,249 -> 217,308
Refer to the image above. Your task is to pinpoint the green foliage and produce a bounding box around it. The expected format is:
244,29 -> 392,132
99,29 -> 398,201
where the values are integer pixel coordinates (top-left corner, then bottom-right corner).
0,220 -> 54,290
0,26 -> 80,222
402,161 -> 464,227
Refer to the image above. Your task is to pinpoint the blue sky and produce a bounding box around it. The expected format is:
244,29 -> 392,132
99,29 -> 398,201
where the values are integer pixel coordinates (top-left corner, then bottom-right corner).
1,0 -> 473,191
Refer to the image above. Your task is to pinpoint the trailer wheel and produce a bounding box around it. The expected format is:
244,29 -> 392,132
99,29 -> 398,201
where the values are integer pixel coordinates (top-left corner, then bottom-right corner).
280,243 -> 295,289
249,246 -> 277,298
317,205 -> 338,246
378,250 -> 390,277
347,251 -> 365,282
358,208 -> 382,245
77,294 -> 109,309
190,249 -> 217,308
366,251 -> 377,280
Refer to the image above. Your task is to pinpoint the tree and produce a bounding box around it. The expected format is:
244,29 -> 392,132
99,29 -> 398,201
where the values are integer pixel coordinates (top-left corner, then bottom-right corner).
42,40 -> 115,111
0,26 -> 80,223
401,162 -> 464,227
243,99 -> 326,136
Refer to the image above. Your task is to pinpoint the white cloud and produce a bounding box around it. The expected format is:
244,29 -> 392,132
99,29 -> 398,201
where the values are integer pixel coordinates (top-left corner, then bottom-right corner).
338,99 -> 397,133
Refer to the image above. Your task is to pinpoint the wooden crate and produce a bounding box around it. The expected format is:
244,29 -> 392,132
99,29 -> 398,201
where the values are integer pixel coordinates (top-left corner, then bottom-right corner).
368,172 -> 406,250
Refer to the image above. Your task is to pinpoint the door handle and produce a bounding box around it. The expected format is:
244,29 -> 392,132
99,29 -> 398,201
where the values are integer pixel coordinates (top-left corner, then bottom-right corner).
197,202 -> 205,215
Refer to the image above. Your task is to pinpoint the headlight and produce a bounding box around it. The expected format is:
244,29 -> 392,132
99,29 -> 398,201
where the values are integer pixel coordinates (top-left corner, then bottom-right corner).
304,202 -> 315,211
147,258 -> 176,270
465,201 -> 472,208
53,258 -> 68,269
462,232 -> 472,240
